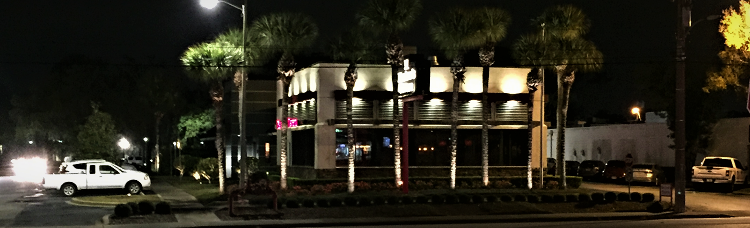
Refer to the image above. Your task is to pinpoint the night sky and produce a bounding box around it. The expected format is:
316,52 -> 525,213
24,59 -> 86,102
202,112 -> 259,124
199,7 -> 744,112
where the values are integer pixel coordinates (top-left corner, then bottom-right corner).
0,0 -> 743,124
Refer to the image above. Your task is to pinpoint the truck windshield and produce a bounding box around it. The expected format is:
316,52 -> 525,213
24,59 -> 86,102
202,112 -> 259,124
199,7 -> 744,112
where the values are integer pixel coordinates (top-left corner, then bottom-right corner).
703,159 -> 733,167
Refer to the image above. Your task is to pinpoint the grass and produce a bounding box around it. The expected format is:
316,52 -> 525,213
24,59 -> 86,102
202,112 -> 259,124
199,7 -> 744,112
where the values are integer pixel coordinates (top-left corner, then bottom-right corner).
160,176 -> 227,205
73,194 -> 161,205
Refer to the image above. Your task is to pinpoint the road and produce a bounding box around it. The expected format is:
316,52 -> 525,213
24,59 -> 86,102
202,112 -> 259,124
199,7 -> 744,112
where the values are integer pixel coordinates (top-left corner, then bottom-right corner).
333,217 -> 750,228
581,181 -> 750,213
0,176 -> 111,227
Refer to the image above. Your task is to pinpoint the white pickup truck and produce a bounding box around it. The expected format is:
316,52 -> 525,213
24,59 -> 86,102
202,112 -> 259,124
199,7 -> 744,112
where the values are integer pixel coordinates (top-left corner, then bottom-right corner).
41,159 -> 151,196
691,156 -> 748,192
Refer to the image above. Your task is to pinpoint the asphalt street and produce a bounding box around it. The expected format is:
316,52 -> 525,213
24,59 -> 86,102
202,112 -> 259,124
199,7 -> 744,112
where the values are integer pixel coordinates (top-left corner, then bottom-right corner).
332,217 -> 750,228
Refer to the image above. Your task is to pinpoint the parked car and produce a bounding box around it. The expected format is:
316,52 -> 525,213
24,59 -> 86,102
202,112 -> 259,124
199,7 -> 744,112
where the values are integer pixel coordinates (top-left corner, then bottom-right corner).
565,161 -> 581,176
42,159 -> 151,196
603,160 -> 627,181
578,160 -> 606,181
124,156 -> 144,167
547,158 -> 557,175
692,156 -> 748,192
630,163 -> 665,185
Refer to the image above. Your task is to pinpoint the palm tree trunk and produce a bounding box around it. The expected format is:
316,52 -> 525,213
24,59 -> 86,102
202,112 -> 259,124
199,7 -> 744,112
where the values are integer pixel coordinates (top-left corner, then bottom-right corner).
280,83 -> 290,191
345,63 -> 357,193
153,112 -> 163,173
481,66 -> 490,186
555,67 -> 575,190
527,92 -> 535,189
211,83 -> 226,195
450,57 -> 465,190
391,65 -> 402,186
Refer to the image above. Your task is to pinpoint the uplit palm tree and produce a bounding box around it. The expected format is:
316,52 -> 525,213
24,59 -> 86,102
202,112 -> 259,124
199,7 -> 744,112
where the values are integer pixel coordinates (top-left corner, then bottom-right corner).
252,12 -> 319,190
525,68 -> 541,189
331,26 -> 379,193
429,8 -> 483,190
473,7 -> 511,187
181,40 -> 243,194
513,5 -> 603,189
358,0 -> 422,186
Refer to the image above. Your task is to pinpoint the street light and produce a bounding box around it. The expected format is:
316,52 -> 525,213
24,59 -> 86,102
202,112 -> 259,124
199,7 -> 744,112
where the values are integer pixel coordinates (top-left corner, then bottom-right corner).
143,137 -> 149,166
200,0 -> 249,187
631,107 -> 641,122
118,138 -> 131,150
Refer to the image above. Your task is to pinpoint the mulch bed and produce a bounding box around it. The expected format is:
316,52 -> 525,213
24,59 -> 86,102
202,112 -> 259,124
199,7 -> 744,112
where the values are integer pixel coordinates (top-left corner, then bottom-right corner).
108,214 -> 178,225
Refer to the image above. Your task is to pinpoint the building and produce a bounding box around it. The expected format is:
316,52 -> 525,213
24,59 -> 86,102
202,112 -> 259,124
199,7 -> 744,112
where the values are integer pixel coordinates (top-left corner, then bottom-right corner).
276,60 -> 547,179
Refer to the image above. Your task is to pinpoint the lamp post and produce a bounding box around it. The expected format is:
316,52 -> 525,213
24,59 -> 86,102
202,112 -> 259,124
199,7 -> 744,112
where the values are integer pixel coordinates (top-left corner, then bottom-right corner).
143,137 -> 149,168
200,0 -> 249,187
118,137 -> 131,165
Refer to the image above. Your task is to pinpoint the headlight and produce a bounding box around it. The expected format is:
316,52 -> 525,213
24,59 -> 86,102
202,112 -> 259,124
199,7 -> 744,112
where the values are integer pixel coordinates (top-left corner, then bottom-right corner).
646,173 -> 653,178
144,175 -> 150,180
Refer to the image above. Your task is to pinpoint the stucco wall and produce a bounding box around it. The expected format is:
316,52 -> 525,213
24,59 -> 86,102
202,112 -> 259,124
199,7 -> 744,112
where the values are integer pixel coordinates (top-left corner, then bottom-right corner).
548,123 -> 674,167
706,117 -> 750,165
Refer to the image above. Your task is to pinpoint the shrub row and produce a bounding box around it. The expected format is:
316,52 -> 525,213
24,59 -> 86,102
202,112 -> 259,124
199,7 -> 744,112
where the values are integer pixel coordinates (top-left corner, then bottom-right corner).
113,201 -> 171,218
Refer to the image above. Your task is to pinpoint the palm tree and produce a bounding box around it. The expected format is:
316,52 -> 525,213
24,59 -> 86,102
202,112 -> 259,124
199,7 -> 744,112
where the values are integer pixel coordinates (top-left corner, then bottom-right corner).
358,0 -> 422,186
429,8 -> 483,190
473,7 -> 512,187
181,39 -> 243,194
331,27 -> 379,193
525,68 -> 541,189
252,12 -> 319,190
513,5 -> 603,189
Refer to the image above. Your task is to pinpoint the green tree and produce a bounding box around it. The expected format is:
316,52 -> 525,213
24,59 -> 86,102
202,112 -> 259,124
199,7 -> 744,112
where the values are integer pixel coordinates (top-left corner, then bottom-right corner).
330,26 -> 380,193
429,8 -> 484,189
513,5 -> 603,189
177,109 -> 215,143
181,35 -> 243,194
197,157 -> 220,184
473,7 -> 511,186
76,104 -> 118,162
251,12 -> 319,190
358,0 -> 422,186
704,1 -> 750,93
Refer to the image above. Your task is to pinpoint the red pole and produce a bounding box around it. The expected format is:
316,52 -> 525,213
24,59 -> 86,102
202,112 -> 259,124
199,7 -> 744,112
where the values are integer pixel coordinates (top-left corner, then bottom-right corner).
402,100 -> 409,194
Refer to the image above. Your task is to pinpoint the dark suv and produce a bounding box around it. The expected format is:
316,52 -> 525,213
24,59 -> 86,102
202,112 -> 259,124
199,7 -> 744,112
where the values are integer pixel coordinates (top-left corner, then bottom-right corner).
578,160 -> 605,180
604,160 -> 627,181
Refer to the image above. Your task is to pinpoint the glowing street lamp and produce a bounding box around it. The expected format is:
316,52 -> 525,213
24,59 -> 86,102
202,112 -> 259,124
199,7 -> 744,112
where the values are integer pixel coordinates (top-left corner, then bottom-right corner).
631,107 -> 641,122
200,0 -> 249,187
118,138 -> 131,150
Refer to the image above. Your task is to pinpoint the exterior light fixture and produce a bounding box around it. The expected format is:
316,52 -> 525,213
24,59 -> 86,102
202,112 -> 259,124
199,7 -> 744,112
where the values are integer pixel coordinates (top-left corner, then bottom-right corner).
143,137 -> 149,142
199,0 -> 219,9
28,141 -> 33,145
631,107 -> 641,122
118,138 -> 131,150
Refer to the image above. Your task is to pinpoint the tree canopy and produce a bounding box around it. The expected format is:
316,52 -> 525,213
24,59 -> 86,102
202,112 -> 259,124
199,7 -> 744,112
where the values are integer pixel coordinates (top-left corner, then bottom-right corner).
704,0 -> 750,94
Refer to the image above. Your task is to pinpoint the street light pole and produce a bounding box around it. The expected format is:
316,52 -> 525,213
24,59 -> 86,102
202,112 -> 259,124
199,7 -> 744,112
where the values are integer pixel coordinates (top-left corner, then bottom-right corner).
200,0 -> 249,188
674,0 -> 689,213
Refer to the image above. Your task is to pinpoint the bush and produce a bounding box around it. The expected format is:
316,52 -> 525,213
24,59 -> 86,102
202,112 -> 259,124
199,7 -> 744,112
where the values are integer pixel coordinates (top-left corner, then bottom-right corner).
642,193 -> 655,202
416,195 -> 429,204
114,204 -> 133,218
431,195 -> 444,204
472,195 -> 485,203
492,180 -> 514,189
579,193 -> 592,202
541,195 -> 554,203
567,177 -> 583,189
486,195 -> 498,203
372,196 -> 386,205
500,195 -> 514,202
401,195 -> 414,204
617,192 -> 630,201
329,198 -> 343,207
386,196 -> 400,204
196,157 -> 219,184
527,195 -> 541,203
126,202 -> 140,215
630,192 -> 642,202
647,201 -> 664,213
138,201 -> 155,215
344,197 -> 358,206
566,194 -> 579,202
553,194 -> 566,203
316,199 -> 330,207
458,194 -> 472,204
604,192 -> 617,202
591,193 -> 604,202
155,202 -> 172,214
514,195 -> 527,202
302,199 -> 316,207
286,199 -> 300,208
358,197 -> 372,206
445,195 -> 459,204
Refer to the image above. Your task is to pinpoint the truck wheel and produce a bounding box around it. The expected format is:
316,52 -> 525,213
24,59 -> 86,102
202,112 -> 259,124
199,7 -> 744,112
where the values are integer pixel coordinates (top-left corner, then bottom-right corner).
61,183 -> 77,196
726,177 -> 736,193
126,181 -> 142,195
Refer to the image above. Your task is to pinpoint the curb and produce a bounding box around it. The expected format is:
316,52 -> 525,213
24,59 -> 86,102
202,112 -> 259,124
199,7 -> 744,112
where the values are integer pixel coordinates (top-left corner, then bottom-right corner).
66,200 -> 116,208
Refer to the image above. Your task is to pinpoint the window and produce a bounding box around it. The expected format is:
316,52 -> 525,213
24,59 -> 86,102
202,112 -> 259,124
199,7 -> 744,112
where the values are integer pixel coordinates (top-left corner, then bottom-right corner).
89,165 -> 96,174
703,158 -> 733,168
99,165 -> 119,174
735,160 -> 744,170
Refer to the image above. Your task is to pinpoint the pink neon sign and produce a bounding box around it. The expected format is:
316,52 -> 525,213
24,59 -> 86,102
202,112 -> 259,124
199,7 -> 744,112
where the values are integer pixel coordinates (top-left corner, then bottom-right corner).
276,118 -> 299,130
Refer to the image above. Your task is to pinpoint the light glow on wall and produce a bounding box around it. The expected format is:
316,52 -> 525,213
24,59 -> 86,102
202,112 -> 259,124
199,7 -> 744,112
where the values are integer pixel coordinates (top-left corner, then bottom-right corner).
467,100 -> 481,108
462,77 -> 483,93
500,77 -> 524,94
505,100 -> 520,106
276,118 -> 299,130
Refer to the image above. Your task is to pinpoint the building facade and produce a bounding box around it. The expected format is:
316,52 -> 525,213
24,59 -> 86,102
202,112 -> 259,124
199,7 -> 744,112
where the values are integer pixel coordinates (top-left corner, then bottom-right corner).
276,62 -> 547,179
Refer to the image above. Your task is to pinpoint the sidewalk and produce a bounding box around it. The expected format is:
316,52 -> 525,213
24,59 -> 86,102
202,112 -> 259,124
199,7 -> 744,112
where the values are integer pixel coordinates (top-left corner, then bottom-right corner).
147,177 -> 221,224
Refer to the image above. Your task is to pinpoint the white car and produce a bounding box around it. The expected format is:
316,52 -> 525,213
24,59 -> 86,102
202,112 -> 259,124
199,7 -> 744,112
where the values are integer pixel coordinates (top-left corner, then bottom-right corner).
42,160 -> 151,196
692,156 -> 748,192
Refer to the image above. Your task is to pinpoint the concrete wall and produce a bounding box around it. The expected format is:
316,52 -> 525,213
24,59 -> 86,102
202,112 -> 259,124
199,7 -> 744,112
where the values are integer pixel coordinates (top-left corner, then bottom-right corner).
548,123 -> 674,167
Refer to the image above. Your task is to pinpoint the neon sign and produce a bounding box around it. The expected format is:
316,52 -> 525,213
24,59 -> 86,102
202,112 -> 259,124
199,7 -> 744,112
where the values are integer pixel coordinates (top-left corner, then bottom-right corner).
276,117 -> 299,130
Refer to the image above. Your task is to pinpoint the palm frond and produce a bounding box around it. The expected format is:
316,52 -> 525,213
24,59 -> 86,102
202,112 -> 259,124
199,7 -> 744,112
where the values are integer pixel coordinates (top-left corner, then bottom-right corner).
357,0 -> 423,34
330,26 -> 382,64
429,8 -> 483,59
180,41 -> 242,83
251,12 -> 319,55
532,5 -> 590,40
475,7 -> 512,44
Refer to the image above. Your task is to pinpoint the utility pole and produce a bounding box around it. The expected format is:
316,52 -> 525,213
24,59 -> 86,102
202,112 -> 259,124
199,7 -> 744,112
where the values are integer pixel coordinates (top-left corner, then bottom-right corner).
674,0 -> 689,213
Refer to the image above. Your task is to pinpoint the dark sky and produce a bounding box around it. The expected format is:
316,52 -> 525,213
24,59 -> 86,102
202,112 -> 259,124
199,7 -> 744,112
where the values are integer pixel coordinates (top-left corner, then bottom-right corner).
0,0 -> 741,123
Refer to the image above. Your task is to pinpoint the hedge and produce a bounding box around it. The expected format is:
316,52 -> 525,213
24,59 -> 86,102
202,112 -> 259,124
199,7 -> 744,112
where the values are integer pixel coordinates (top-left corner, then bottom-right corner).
268,175 -> 583,189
